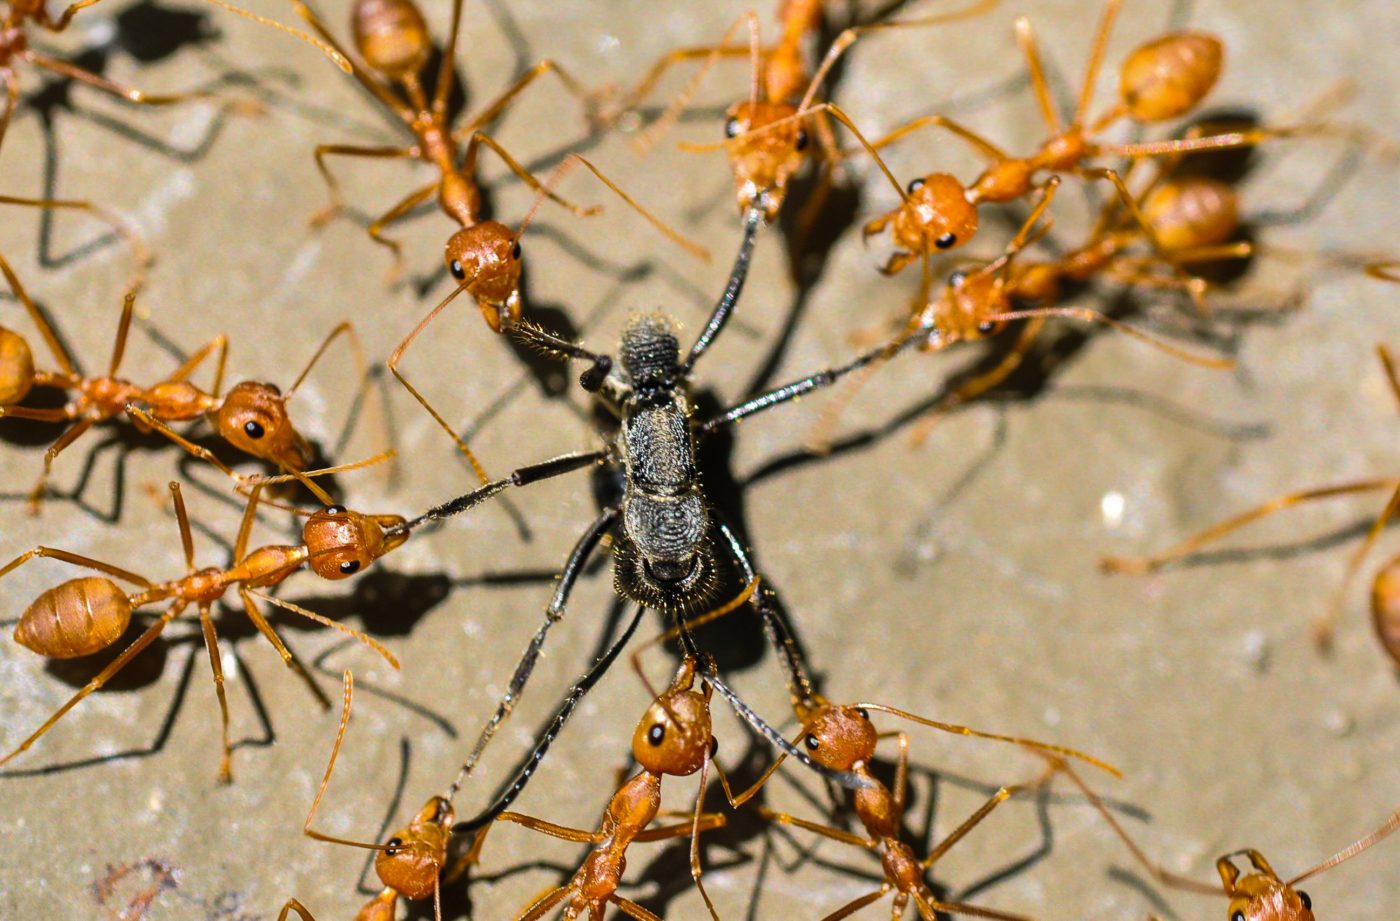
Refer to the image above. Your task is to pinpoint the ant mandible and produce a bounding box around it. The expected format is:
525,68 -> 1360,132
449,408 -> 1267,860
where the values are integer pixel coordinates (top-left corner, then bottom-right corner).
0,269 -> 369,510
2,467 -> 404,780
1052,756 -> 1400,921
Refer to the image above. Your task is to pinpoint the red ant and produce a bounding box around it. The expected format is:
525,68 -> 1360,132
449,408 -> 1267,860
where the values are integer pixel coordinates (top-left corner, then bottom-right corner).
0,268 -> 368,510
2,466 -> 404,780
1103,344 -> 1400,661
278,672 -> 486,921
1053,756 -> 1400,921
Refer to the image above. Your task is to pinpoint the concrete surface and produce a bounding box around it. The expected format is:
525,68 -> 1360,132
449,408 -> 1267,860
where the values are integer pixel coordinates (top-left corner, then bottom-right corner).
1,0 -> 1399,918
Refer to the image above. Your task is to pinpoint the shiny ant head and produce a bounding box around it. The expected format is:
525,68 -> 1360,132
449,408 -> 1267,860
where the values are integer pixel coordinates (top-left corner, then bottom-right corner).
303,506 -> 409,580
0,326 -> 36,405
1219,852 -> 1314,921
1119,31 -> 1224,123
351,0 -> 431,81
723,100 -> 810,222
940,268 -> 1006,343
619,312 -> 679,393
374,796 -> 454,902
632,681 -> 713,778
797,704 -> 879,772
444,221 -> 523,332
901,174 -> 979,254
215,381 -> 313,471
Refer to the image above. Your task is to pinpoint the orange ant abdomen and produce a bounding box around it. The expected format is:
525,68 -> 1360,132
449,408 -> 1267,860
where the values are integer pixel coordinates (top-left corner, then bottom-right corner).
14,577 -> 133,659
215,381 -> 312,471
352,0 -> 431,80
0,327 -> 36,404
1141,176 -> 1240,250
1371,554 -> 1400,667
1119,31 -> 1224,123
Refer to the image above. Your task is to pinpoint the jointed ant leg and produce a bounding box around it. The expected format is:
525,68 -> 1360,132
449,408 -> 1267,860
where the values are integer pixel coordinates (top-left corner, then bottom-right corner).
196,603 -> 235,782
28,51 -> 215,106
367,180 -> 439,279
307,144 -> 419,227
0,545 -> 152,586
239,587 -> 331,709
456,59 -> 595,139
122,405 -> 250,484
443,508 -> 620,804
0,248 -> 79,375
30,417 -> 96,511
462,132 -> 600,217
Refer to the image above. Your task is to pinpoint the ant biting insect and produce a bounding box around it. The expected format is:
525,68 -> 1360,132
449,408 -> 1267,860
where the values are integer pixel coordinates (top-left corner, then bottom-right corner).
2,464 -> 404,780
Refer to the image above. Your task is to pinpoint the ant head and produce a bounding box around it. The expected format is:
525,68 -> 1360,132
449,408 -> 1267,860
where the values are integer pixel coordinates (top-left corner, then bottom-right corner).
374,796 -> 454,901
0,326 -> 36,405
632,685 -> 712,778
940,267 -> 1006,341
619,312 -> 679,390
1218,851 -> 1314,921
444,221 -> 523,332
1119,31 -> 1224,123
1141,177 -> 1240,251
351,0 -> 431,81
798,704 -> 878,772
216,381 -> 312,471
303,506 -> 409,580
723,100 -> 809,222
902,173 -> 978,253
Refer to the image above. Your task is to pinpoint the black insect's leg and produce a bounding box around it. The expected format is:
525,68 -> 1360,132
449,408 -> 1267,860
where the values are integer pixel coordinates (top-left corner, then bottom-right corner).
681,206 -> 765,374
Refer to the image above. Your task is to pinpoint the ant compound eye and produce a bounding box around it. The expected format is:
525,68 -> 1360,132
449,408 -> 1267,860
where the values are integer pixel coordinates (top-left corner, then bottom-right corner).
449,259 -> 466,280
804,734 -> 820,752
243,420 -> 265,439
724,117 -> 741,138
339,560 -> 361,575
1298,891 -> 1311,910
1231,913 -> 1245,921
948,270 -> 968,288
385,836 -> 403,855
709,736 -> 719,757
977,321 -> 996,334
647,724 -> 666,746
511,242 -> 522,260
856,707 -> 870,722
326,505 -> 346,515
906,177 -> 925,195
795,129 -> 809,151
935,232 -> 958,250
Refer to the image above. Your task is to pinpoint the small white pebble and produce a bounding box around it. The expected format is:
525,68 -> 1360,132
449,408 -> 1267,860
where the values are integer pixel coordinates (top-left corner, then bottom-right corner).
1323,709 -> 1354,737
1241,630 -> 1269,672
1043,706 -> 1061,727
148,789 -> 165,813
220,648 -> 238,678
1100,491 -> 1126,529
597,34 -> 620,53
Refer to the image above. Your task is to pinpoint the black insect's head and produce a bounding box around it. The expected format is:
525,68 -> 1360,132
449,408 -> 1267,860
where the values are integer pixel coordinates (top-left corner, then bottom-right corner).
620,312 -> 679,395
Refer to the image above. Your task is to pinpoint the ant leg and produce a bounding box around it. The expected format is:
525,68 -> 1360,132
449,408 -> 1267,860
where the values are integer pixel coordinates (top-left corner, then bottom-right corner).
755,806 -> 877,849
632,813 -> 726,842
820,888 -> 891,921
283,321 -> 392,480
1096,122 -> 1327,160
613,898 -> 665,921
0,545 -> 152,585
698,333 -> 922,435
626,14 -> 755,151
456,59 -> 595,137
450,603 -> 647,831
565,155 -> 710,262
0,406 -> 73,422
27,51 -> 213,106
1100,478 -> 1400,574
907,316 -> 1046,446
286,0 -> 411,114
0,248 -> 79,374
982,306 -> 1233,369
1013,15 -> 1063,135
196,603 -> 235,782
628,578 -> 759,693
492,812 -> 600,844
402,449 -> 606,530
366,180 -> 438,281
167,334 -> 229,393
307,144 -> 419,228
0,193 -> 150,283
517,887 -> 572,921
239,587 -> 332,709
890,731 -> 911,820
1071,0 -> 1123,128
442,509 -> 620,803
122,405 -> 250,484
689,754 -> 721,921
30,417 -> 96,512
107,291 -> 137,377
681,206 -> 764,373
921,785 -> 1017,870
866,113 -> 1008,163
245,590 -> 399,669
0,601 -> 187,767
463,133 -> 600,217
388,287 -> 492,485
276,900 -> 318,921
916,893 -> 1033,921
1314,481 -> 1400,650
1379,345 -> 1400,414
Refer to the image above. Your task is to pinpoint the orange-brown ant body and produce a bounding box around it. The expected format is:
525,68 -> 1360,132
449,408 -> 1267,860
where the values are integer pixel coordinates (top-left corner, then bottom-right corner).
2,476 -> 403,780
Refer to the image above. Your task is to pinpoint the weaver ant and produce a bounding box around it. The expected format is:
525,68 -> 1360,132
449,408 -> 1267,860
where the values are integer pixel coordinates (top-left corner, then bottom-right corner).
2,465 -> 405,780
1102,345 -> 1400,660
0,269 -> 367,510
1054,757 -> 1400,920
278,671 -> 486,921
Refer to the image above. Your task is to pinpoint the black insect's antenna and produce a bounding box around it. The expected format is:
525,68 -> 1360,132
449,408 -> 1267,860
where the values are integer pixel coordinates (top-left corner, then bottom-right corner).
704,669 -> 874,791
511,321 -> 615,392
681,205 -> 764,374
451,603 -> 646,834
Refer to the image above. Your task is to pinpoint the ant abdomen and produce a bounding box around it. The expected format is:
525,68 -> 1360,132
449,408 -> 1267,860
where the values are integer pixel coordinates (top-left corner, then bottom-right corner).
1119,31 -> 1224,123
0,326 -> 36,404
1371,554 -> 1400,667
352,0 -> 431,81
14,576 -> 132,659
1142,177 -> 1240,250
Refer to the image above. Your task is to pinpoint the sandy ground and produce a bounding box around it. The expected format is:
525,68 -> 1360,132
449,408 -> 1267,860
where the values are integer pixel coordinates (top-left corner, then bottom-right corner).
1,0 -> 1399,918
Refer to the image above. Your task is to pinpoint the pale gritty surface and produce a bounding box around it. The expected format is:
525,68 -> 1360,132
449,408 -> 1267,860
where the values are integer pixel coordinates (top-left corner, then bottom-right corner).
1,1 -> 1398,919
